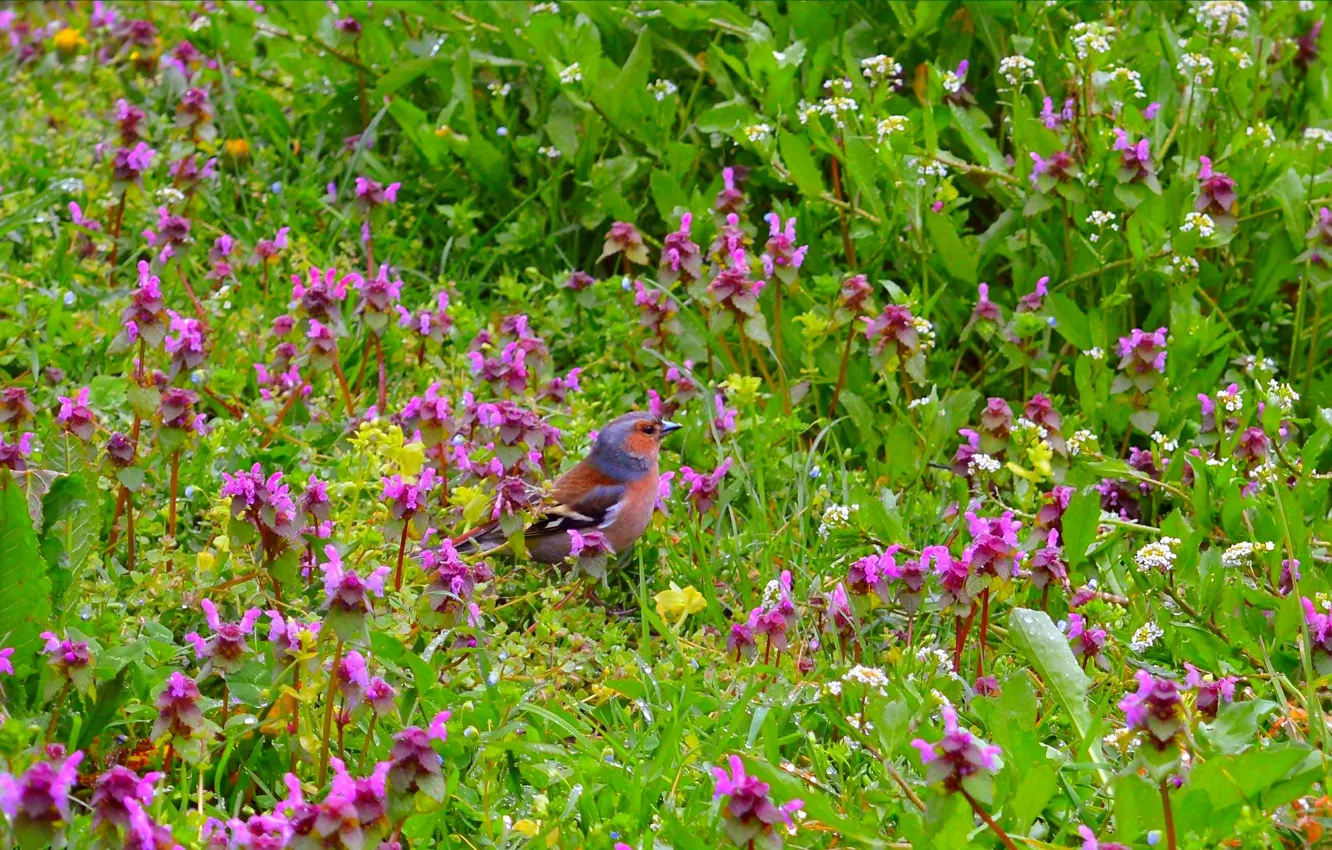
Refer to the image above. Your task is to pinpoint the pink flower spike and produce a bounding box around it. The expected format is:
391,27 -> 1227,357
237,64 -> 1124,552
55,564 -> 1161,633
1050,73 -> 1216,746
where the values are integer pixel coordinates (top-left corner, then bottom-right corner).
201,598 -> 222,631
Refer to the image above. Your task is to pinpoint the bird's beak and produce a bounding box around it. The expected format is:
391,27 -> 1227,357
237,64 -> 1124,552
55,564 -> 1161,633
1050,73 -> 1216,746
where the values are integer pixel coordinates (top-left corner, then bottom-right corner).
661,420 -> 683,435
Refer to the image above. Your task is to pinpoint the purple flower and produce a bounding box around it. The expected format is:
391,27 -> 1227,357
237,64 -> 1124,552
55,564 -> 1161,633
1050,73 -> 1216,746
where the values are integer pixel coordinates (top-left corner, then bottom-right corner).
970,283 -> 1003,326
711,755 -> 803,849
600,221 -> 649,266
910,705 -> 1002,792
1144,101 -> 1162,120
708,249 -> 766,317
659,213 -> 703,287
142,205 -> 192,263
397,291 -> 453,344
568,529 -> 613,559
826,582 -> 856,643
1195,156 -> 1237,223
1017,276 -> 1049,313
387,713 -> 451,804
1297,20 -> 1324,71
727,612 -> 759,660
848,546 -> 904,602
334,650 -> 371,711
185,599 -> 262,677
1114,327 -> 1168,393
963,511 -> 1024,579
0,646 -> 13,676
1077,825 -> 1130,850
291,266 -> 351,323
251,226 -> 291,265
862,304 -> 921,358
564,270 -> 595,291
1112,129 -> 1157,187
1119,670 -> 1184,750
760,213 -> 808,282
678,458 -> 733,514
164,310 -> 207,376
713,166 -> 747,217
267,611 -> 321,671
0,748 -> 84,841
0,387 -> 34,425
111,142 -> 155,185
366,677 -> 397,717
837,273 -> 873,317
151,672 -> 207,746
0,433 -> 34,472
931,546 -> 978,611
1040,96 -> 1075,129
91,766 -> 161,830
633,281 -> 681,348
176,87 -> 216,140
1067,613 -> 1108,670
1029,150 -> 1077,189
381,467 -> 437,527
56,387 -> 96,441
169,153 -> 217,189
1184,664 -> 1237,720
354,177 -> 400,209
220,464 -> 303,552
1029,530 -> 1068,592
979,397 -> 1014,450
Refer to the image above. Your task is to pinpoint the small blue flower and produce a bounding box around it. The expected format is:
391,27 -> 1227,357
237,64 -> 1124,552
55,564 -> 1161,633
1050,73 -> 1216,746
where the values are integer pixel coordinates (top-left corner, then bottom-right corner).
497,126 -> 508,137
63,291 -> 75,306
1047,316 -> 1057,327
185,485 -> 197,499
270,182 -> 282,194
809,465 -> 821,479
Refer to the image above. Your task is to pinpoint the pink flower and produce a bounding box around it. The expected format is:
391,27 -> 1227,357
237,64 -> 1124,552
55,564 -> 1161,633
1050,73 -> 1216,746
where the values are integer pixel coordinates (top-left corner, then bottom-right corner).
56,387 -> 96,441
1114,327 -> 1168,393
658,213 -> 703,287
1195,156 -> 1237,221
184,599 -> 262,676
862,304 -> 920,357
678,458 -> 733,514
111,142 -> 155,185
909,705 -> 1002,791
599,221 -> 648,265
0,647 -> 13,676
711,755 -> 803,849
1118,670 -> 1183,750
320,545 -> 389,616
713,166 -> 747,216
760,213 -> 808,282
568,529 -> 613,558
1067,613 -> 1108,669
354,176 -> 400,208
91,766 -> 161,829
971,283 -> 1002,325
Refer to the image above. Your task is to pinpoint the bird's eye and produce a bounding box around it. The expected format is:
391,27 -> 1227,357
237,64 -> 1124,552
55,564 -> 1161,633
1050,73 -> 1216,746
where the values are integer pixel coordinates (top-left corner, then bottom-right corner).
642,425 -> 656,435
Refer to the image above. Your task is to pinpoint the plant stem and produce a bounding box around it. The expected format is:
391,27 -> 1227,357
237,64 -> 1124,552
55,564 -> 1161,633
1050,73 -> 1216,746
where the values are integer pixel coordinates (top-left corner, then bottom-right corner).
221,681 -> 230,728
1160,780 -> 1177,850
261,262 -> 269,299
374,334 -> 387,413
318,638 -> 345,787
178,263 -> 206,318
46,682 -> 71,743
126,491 -> 136,571
331,354 -> 356,417
393,523 -> 409,592
977,587 -> 991,679
827,321 -> 857,420
261,383 -> 308,449
359,714 -> 378,771
168,449 -> 181,540
107,190 -> 127,288
961,789 -> 1018,850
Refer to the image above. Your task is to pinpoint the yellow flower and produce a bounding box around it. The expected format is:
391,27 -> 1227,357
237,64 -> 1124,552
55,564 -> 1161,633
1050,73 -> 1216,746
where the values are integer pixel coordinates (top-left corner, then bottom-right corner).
654,582 -> 705,625
381,428 -> 426,477
1026,439 -> 1054,480
53,27 -> 84,53
197,551 -> 216,572
224,138 -> 252,160
511,819 -> 540,838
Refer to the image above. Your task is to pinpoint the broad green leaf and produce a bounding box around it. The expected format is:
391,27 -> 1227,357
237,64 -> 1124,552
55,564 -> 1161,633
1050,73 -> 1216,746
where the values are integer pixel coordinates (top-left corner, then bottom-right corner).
842,137 -> 886,224
1008,608 -> 1100,776
0,479 -> 53,679
1062,487 -> 1101,569
778,130 -> 824,198
924,214 -> 977,284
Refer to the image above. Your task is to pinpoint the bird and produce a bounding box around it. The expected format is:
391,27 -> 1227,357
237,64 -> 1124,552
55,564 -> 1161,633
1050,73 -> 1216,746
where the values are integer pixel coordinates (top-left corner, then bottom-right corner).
455,411 -> 681,563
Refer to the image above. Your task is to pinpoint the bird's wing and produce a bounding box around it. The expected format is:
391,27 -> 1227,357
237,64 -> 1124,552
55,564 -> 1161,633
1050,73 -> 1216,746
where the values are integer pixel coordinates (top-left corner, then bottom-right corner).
527,463 -> 627,536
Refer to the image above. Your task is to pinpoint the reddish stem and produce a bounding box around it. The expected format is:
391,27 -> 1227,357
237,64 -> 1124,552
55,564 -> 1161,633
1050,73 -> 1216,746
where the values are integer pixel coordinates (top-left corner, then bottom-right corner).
977,588 -> 991,679
393,523 -> 409,592
827,320 -> 858,421
331,354 -> 356,417
374,334 -> 387,413
106,190 -> 127,288
1160,780 -> 1177,850
961,789 -> 1018,850
261,383 -> 307,449
168,450 -> 180,540
178,264 -> 207,319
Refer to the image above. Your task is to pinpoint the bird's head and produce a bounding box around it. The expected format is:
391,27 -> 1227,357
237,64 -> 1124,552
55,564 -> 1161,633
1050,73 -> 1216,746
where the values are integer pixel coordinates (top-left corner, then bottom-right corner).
591,411 -> 682,474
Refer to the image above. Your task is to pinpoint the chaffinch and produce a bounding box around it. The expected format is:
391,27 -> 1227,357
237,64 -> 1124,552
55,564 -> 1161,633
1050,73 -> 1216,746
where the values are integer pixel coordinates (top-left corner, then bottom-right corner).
458,411 -> 681,563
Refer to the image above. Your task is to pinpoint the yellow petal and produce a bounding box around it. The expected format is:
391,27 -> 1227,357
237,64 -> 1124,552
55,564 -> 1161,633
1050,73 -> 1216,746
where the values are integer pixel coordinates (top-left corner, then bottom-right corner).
512,819 -> 540,837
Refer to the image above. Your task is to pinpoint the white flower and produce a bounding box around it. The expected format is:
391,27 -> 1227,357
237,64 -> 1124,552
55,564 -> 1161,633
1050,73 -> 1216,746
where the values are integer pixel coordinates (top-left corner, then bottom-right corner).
1166,255 -> 1201,276
844,665 -> 890,689
156,187 -> 187,205
1068,429 -> 1097,456
1182,211 -> 1216,238
1177,53 -> 1216,84
941,70 -> 964,94
531,1 -> 560,12
744,123 -> 773,143
1100,65 -> 1146,99
968,453 -> 1001,475
998,55 -> 1036,87
1300,0 -> 1316,10
876,115 -> 909,143
1222,540 -> 1275,568
818,503 -> 853,538
911,316 -> 937,350
1228,46 -> 1253,69
558,63 -> 582,85
824,681 -> 843,696
537,145 -> 561,159
861,54 -> 902,84
488,81 -> 512,97
817,96 -> 859,129
1086,209 -> 1116,227
1305,128 -> 1332,151
1268,380 -> 1300,414
1135,537 -> 1181,572
1151,431 -> 1179,453
647,79 -> 678,101
1130,622 -> 1164,652
1217,383 -> 1243,413
796,99 -> 819,125
1194,1 -> 1249,38
1086,347 -> 1106,361
1071,21 -> 1114,60
823,77 -> 855,95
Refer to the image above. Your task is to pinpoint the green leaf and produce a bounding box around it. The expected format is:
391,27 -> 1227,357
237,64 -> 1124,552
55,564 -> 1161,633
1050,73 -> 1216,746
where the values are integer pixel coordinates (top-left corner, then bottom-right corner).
778,130 -> 825,198
1062,487 -> 1101,569
0,480 -> 53,679
925,214 -> 977,284
745,758 -> 887,849
649,169 -> 689,221
1200,699 -> 1277,756
1008,608 -> 1100,774
841,137 -> 886,224
1045,292 -> 1092,350
947,104 -> 1004,172
39,474 -> 98,607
